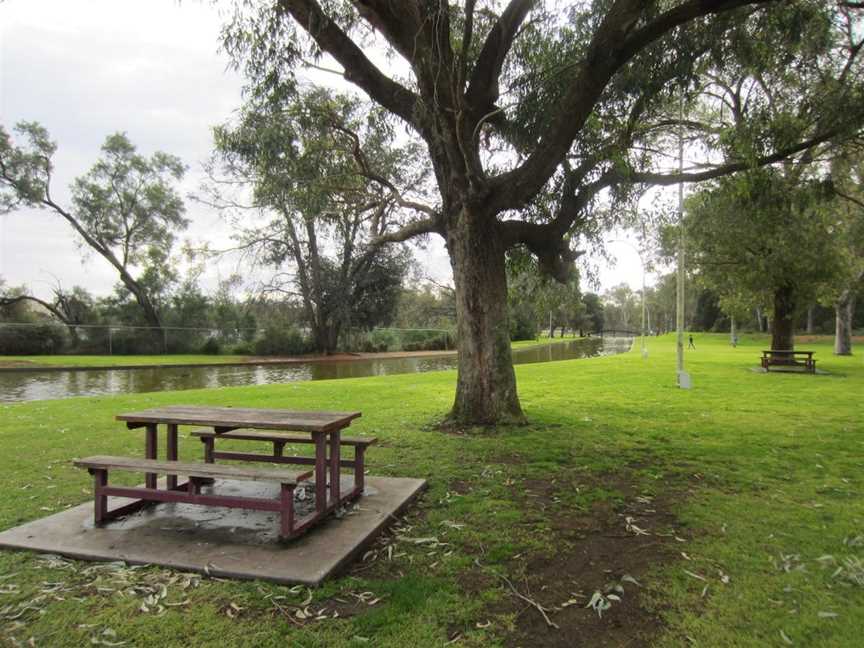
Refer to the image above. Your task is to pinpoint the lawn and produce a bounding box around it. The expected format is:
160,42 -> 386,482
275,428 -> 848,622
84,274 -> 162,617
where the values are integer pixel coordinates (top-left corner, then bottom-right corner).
0,333 -> 861,647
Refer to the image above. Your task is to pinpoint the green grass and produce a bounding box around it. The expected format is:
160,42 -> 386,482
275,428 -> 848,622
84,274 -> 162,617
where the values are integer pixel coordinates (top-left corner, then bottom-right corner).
0,354 -> 251,367
0,333 -> 862,646
510,336 -> 579,349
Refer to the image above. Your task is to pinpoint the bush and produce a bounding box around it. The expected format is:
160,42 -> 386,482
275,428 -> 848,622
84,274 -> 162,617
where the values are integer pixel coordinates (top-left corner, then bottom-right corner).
254,326 -> 312,356
509,302 -> 538,341
0,323 -> 68,354
230,342 -> 255,355
108,328 -> 163,354
359,329 -> 398,352
200,337 -> 221,355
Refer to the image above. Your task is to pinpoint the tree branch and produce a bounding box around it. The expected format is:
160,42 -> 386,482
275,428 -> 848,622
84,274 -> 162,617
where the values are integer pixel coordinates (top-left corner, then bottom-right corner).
489,0 -> 776,212
628,126 -> 852,186
278,0 -> 420,128
465,0 -> 535,110
369,218 -> 438,247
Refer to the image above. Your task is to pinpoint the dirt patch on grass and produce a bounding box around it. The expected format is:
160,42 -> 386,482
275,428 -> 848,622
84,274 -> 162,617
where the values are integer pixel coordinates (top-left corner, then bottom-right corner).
467,471 -> 691,648
0,360 -> 39,368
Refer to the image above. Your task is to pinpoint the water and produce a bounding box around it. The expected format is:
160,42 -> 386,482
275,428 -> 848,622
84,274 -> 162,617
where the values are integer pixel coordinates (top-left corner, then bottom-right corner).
0,336 -> 632,402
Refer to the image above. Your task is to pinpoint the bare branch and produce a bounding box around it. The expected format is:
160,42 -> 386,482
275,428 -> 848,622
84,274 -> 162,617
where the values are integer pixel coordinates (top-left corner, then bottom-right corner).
490,0 -> 775,212
278,0 -> 420,128
465,0 -> 535,110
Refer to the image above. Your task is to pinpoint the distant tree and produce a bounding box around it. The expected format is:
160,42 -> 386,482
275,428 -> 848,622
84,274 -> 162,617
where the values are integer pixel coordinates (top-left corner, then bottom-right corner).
693,289 -> 723,332
507,253 -> 583,339
687,169 -> 845,351
602,284 -> 642,332
394,285 -> 456,332
0,123 -> 188,332
824,152 -> 864,354
208,88 -> 418,353
581,293 -> 605,335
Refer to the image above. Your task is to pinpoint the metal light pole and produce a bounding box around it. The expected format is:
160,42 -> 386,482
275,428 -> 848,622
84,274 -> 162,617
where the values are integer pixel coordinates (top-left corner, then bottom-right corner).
676,93 -> 691,389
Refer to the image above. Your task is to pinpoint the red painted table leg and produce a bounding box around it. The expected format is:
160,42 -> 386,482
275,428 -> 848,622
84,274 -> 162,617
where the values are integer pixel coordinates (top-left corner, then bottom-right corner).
329,429 -> 341,505
93,468 -> 108,524
145,423 -> 158,489
354,445 -> 366,493
280,482 -> 295,539
314,432 -> 326,512
166,423 -> 178,490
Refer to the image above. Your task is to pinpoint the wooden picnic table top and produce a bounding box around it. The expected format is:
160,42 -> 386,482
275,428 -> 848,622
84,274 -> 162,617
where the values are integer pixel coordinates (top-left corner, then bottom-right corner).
761,349 -> 815,356
116,406 -> 362,433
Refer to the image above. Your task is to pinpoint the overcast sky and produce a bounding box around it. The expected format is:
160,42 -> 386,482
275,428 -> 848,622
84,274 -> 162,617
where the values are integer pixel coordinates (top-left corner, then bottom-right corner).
1,0 -> 642,302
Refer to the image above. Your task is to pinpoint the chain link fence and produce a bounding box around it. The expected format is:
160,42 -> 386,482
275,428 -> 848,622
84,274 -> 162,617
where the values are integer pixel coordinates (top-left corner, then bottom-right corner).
0,322 -> 259,355
0,322 -> 455,356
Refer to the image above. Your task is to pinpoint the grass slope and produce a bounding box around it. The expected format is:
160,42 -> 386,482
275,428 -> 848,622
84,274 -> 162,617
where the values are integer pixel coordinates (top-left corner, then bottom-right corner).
0,334 -> 861,647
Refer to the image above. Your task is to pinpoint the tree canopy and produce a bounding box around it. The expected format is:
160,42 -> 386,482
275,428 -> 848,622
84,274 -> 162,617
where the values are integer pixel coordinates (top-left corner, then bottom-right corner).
218,1 -> 864,424
0,123 -> 188,331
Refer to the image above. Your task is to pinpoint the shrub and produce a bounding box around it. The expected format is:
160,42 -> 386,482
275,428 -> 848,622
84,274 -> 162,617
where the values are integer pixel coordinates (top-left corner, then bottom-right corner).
0,323 -> 67,354
359,329 -> 398,352
509,305 -> 537,341
254,326 -> 312,356
108,328 -> 163,354
200,337 -> 221,355
230,342 -> 255,355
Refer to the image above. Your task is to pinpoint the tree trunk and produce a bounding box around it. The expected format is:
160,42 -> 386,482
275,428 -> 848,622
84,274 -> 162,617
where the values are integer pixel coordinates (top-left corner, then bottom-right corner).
834,291 -> 855,355
771,285 -> 796,352
730,315 -> 737,346
117,267 -> 162,332
755,306 -> 765,332
806,305 -> 814,334
447,214 -> 524,425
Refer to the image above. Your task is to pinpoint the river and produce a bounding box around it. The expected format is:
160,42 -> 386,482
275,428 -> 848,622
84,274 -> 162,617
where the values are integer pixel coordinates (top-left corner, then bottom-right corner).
0,336 -> 632,402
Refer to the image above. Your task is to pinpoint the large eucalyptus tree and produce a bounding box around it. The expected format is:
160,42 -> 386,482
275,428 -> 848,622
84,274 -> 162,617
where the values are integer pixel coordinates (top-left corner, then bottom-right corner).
225,1 -> 864,424
207,88 -> 421,352
0,124 -> 188,332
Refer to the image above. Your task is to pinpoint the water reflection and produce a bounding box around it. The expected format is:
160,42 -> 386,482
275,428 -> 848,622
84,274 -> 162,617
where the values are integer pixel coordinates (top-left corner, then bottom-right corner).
0,337 -> 631,403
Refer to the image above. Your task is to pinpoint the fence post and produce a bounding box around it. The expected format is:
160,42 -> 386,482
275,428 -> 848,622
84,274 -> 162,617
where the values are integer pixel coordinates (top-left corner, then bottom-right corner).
163,328 -> 168,354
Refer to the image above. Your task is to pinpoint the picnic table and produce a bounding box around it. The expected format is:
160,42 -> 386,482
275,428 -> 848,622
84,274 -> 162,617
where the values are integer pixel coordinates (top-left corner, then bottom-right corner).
74,406 -> 373,540
761,349 -> 816,374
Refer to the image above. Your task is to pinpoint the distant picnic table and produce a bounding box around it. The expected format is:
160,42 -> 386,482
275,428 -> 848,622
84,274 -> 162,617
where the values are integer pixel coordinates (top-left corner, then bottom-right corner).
74,406 -> 375,540
760,350 -> 816,374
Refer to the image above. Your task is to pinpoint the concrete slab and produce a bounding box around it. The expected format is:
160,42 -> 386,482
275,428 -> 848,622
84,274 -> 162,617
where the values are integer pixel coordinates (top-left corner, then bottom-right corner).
749,366 -> 831,375
0,476 -> 426,586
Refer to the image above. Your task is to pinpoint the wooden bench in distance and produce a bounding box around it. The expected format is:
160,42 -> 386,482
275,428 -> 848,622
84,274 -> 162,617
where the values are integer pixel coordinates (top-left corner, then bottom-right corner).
190,429 -> 377,493
74,455 -> 311,540
761,350 -> 816,374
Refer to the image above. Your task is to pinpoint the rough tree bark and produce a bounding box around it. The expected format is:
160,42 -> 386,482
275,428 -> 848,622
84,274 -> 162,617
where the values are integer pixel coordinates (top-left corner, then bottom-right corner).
834,290 -> 855,355
806,305 -> 815,334
771,285 -> 796,352
448,213 -> 523,424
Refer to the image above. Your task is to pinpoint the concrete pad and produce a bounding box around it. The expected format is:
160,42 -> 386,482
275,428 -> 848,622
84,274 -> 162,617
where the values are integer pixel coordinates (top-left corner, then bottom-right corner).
0,476 -> 426,586
749,366 -> 831,375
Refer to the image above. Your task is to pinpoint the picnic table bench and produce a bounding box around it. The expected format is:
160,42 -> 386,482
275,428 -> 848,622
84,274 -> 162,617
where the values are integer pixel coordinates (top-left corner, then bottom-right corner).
190,429 -> 375,495
74,456 -> 308,539
761,349 -> 816,373
74,406 -> 372,541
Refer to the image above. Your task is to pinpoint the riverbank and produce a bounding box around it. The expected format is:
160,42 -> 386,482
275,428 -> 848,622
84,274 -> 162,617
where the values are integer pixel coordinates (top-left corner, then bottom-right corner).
0,333 -> 861,646
0,337 -> 589,372
0,350 -> 455,372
